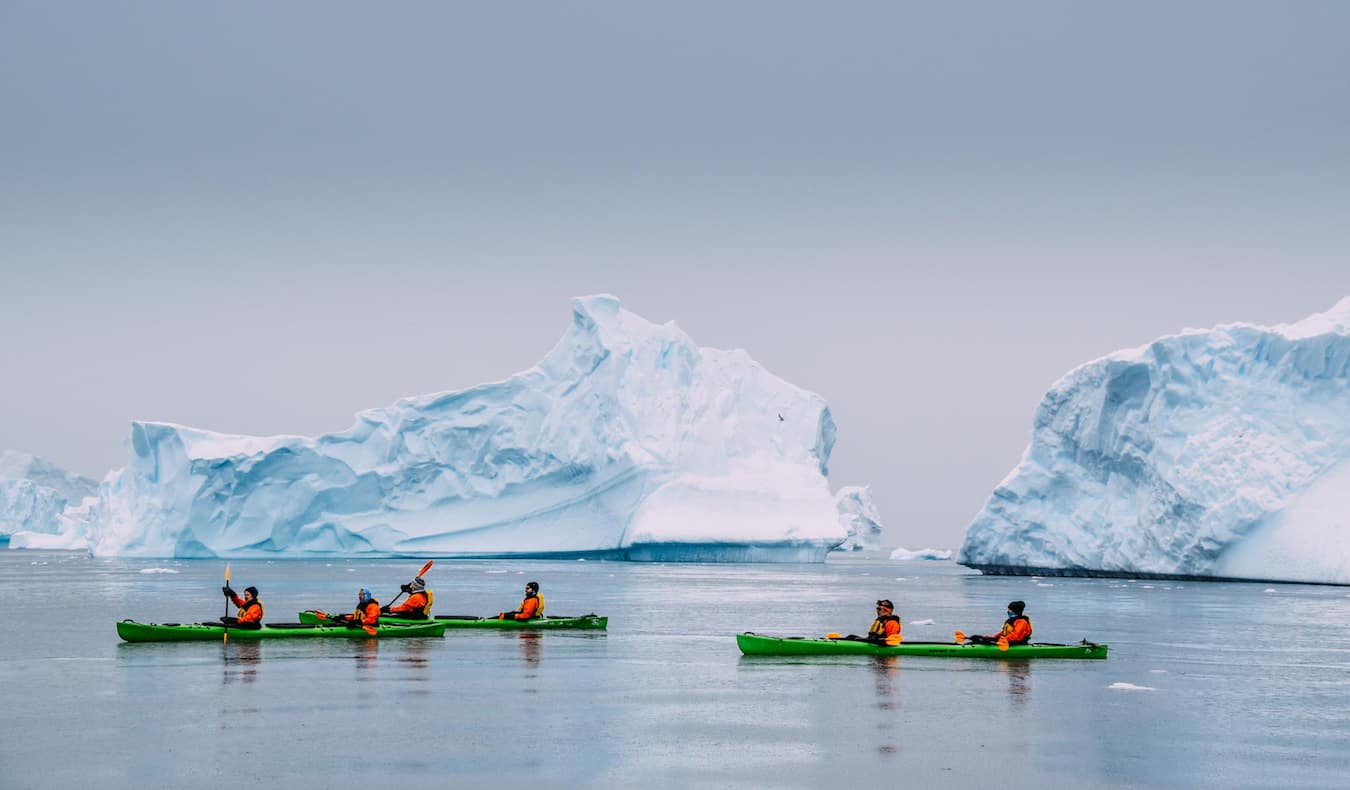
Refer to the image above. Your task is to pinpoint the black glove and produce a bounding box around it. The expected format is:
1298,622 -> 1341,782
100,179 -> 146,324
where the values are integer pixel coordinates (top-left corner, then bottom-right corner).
220,616 -> 239,625
400,583 -> 412,594
222,585 -> 236,598
380,605 -> 391,614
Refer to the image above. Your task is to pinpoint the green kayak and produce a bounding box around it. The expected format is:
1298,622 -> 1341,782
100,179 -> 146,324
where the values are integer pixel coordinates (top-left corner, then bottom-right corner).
736,633 -> 1107,659
298,610 -> 607,630
117,619 -> 448,643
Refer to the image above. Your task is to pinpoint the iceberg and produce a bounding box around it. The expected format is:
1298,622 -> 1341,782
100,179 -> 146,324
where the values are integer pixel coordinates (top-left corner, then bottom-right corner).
889,547 -> 953,561
960,298 -> 1350,585
85,295 -> 850,560
834,485 -> 884,551
0,452 -> 97,545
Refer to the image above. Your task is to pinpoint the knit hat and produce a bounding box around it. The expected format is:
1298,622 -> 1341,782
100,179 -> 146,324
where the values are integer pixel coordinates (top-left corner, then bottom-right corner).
408,577 -> 426,593
1007,600 -> 1026,616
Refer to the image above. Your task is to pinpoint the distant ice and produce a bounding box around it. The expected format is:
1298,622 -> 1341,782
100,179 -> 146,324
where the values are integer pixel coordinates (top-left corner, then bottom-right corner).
908,618 -> 936,626
138,568 -> 180,574
889,547 -> 953,561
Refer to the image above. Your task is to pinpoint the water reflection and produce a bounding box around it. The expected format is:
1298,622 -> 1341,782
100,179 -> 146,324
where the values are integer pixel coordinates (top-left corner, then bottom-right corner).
870,657 -> 901,756
517,633 -> 542,667
355,639 -> 379,678
222,641 -> 261,685
999,660 -> 1031,704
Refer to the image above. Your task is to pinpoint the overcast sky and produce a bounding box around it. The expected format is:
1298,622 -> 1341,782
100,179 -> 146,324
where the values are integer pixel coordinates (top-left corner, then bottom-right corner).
3,2 -> 1347,548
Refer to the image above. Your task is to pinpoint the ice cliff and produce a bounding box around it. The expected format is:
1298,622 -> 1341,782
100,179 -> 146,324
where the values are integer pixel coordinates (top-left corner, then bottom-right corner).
0,451 -> 97,545
960,298 -> 1350,585
85,295 -> 849,560
834,485 -> 884,551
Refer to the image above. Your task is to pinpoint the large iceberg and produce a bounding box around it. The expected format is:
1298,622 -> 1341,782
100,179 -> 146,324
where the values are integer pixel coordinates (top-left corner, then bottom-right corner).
834,485 -> 884,551
0,451 -> 97,545
85,295 -> 849,560
960,298 -> 1350,585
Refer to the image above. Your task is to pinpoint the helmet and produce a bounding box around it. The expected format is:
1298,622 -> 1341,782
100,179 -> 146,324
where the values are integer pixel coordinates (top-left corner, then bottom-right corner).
1007,600 -> 1026,616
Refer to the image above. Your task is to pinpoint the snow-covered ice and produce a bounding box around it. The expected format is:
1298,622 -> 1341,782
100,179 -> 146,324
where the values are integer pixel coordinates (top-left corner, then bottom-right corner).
960,298 -> 1350,584
80,295 -> 852,560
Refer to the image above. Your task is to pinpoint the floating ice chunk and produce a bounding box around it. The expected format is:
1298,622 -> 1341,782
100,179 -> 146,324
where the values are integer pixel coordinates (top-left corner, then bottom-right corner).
138,568 -> 180,574
1109,682 -> 1156,691
908,618 -> 936,626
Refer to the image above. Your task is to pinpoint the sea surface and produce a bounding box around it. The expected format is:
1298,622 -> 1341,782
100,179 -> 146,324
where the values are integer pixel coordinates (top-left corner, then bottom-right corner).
2,551 -> 1348,789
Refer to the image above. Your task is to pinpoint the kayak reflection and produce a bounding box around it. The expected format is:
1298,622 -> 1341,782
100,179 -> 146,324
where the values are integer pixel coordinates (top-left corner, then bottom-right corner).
222,640 -> 261,685
1001,660 -> 1031,704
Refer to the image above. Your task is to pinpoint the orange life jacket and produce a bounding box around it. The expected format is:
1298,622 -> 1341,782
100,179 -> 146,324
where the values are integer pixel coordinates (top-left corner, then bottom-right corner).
999,615 -> 1032,644
388,591 -> 433,618
351,600 -> 380,636
868,614 -> 901,643
237,599 -> 264,624
512,594 -> 543,620
228,591 -> 264,625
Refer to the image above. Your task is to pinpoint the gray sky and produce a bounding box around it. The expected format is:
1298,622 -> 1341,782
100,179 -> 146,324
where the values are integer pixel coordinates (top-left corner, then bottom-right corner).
3,2 -> 1348,548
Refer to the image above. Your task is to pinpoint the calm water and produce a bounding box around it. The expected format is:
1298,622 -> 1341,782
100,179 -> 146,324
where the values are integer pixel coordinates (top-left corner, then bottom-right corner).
2,552 -> 1348,789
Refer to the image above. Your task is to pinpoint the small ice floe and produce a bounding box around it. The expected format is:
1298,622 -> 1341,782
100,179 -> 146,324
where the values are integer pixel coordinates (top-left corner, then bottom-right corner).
894,577 -> 907,582
138,568 -> 180,574
1263,588 -> 1277,593
909,618 -> 936,626
30,561 -> 48,566
1149,669 -> 1168,674
1109,682 -> 1155,691
485,570 -> 508,574
1036,583 -> 1054,587
577,558 -> 586,562
1141,585 -> 1154,589
346,568 -> 355,572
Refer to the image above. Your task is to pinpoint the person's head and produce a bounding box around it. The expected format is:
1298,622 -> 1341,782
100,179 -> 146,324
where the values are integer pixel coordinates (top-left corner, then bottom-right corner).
1007,600 -> 1026,617
525,581 -> 540,596
875,599 -> 894,615
408,577 -> 426,593
359,587 -> 373,603
244,586 -> 258,602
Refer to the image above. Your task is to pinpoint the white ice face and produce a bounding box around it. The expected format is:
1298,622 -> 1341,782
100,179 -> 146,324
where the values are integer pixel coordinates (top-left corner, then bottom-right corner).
960,297 -> 1350,584
68,295 -> 850,560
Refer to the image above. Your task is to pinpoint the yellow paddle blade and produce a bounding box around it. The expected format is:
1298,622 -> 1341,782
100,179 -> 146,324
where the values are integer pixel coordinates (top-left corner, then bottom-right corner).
997,636 -> 1009,651
885,634 -> 902,646
954,630 -> 966,643
224,562 -> 230,583
825,632 -> 842,640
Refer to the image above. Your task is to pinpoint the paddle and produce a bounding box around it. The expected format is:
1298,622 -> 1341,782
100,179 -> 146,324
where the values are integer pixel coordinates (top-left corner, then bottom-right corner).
954,630 -> 1010,650
384,560 -> 435,610
223,563 -> 230,645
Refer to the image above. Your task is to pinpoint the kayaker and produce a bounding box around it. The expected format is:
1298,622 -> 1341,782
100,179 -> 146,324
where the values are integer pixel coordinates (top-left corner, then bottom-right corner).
498,581 -> 545,620
381,576 -> 433,620
331,588 -> 381,636
840,599 -> 902,645
969,600 -> 1032,645
220,585 -> 263,629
